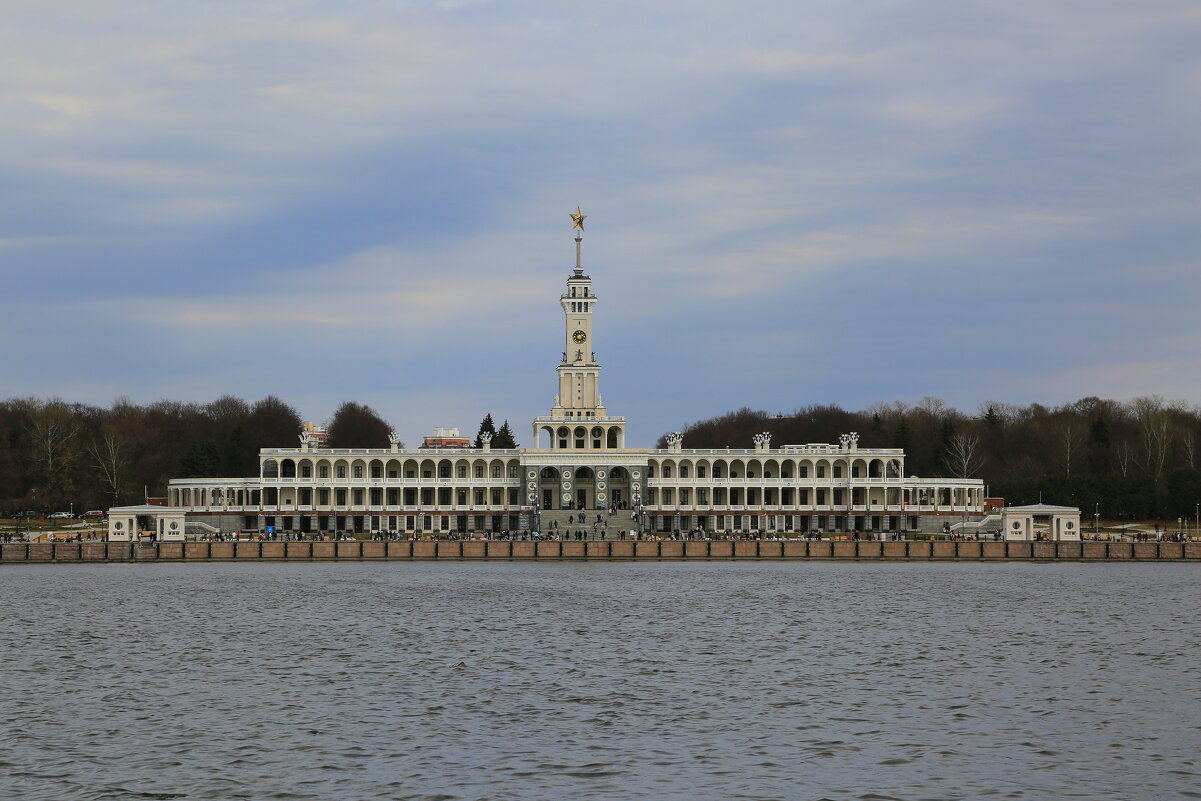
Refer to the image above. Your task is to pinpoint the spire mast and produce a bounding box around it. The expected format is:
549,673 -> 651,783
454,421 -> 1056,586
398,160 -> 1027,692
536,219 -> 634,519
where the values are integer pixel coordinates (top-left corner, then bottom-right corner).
570,206 -> 587,274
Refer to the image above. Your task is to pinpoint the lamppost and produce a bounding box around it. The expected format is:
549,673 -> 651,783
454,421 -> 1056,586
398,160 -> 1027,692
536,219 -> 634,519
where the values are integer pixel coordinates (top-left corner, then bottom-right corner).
1094,503 -> 1100,539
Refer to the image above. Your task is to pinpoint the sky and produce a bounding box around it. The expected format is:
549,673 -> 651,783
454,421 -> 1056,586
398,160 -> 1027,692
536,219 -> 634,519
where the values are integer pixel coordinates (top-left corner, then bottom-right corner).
2,0 -> 1199,447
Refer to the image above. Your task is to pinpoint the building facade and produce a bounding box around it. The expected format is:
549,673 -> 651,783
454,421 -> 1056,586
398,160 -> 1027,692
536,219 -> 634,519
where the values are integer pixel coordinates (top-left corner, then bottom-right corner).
168,220 -> 986,536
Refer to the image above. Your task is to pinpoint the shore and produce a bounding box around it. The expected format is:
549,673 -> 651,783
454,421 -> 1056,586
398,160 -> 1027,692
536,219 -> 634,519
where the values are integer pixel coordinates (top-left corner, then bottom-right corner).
2,539 -> 1199,563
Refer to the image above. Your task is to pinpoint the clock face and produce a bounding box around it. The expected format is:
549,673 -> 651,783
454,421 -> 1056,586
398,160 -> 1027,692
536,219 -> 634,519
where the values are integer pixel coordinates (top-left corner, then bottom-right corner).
572,330 -> 587,343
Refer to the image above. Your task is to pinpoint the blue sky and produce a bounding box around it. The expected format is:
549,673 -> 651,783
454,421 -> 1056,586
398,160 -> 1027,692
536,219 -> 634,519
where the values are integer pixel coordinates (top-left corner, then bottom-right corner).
2,0 -> 1199,447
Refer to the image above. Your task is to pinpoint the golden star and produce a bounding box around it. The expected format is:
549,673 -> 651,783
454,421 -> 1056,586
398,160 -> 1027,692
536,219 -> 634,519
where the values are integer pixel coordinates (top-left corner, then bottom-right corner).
570,206 -> 587,230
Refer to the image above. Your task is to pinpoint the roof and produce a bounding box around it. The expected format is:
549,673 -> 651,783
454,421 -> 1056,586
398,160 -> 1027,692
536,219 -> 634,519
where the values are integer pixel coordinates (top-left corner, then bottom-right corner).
1006,504 -> 1080,513
108,505 -> 189,514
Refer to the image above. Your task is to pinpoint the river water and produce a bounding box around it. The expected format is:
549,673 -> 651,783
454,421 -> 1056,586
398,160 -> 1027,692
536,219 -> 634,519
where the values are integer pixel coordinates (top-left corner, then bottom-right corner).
1,562 -> 1198,801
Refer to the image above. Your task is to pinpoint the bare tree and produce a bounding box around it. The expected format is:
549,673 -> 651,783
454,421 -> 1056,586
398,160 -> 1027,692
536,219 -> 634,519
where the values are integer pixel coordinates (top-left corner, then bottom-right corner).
27,401 -> 80,512
1060,422 -> 1084,477
943,432 -> 983,478
1181,430 -> 1197,469
1115,440 -> 1134,477
1130,399 -> 1172,481
88,424 -> 129,507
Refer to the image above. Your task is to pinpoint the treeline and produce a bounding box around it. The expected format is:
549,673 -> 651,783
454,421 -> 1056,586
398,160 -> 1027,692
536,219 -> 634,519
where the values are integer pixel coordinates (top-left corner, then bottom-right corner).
0,396 -> 396,514
659,396 -> 1201,521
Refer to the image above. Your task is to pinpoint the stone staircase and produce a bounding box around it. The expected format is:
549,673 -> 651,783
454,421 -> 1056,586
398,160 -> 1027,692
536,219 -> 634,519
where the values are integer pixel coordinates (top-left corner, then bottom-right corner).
536,509 -> 640,540
950,512 -> 1001,536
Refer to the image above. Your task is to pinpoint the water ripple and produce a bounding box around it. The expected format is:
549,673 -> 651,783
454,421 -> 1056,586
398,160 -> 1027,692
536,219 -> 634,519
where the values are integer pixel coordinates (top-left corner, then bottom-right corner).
0,562 -> 1198,800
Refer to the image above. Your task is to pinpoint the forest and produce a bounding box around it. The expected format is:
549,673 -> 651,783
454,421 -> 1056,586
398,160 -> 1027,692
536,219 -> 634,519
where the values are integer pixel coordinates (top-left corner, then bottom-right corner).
2,393 -> 1197,522
0,396 -> 393,514
655,396 -> 1200,522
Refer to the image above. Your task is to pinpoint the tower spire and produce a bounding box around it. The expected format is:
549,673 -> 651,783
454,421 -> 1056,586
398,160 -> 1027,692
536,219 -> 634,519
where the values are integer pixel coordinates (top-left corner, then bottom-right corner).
570,206 -> 586,275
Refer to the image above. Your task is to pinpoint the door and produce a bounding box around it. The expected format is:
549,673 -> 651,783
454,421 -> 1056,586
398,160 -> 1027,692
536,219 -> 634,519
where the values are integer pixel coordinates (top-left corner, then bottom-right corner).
543,488 -> 554,510
577,488 -> 588,509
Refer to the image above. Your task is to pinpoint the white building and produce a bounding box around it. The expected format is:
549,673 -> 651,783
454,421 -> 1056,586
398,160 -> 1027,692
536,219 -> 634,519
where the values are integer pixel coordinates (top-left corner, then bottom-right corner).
168,217 -> 986,537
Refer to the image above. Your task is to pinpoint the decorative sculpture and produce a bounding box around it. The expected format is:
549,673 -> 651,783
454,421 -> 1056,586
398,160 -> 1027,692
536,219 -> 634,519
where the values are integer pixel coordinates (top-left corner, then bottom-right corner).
388,431 -> 401,447
665,432 -> 683,447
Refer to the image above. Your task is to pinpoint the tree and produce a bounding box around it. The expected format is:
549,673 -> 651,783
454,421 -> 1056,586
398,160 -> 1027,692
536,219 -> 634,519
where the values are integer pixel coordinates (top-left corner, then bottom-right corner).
943,432 -> 983,479
1058,422 -> 1084,477
247,396 -> 303,450
179,439 -> 220,478
27,400 -> 80,512
326,402 -> 392,448
493,420 -> 517,449
88,424 -> 129,506
473,414 -> 496,448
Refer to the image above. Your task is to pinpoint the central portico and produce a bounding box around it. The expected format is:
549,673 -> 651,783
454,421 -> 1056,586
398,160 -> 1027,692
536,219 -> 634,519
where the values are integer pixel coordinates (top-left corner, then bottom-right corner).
529,207 -> 643,511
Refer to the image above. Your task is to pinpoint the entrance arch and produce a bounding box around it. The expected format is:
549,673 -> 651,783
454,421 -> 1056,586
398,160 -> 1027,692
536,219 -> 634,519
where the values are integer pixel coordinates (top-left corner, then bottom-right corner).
538,467 -> 559,510
608,466 -> 631,509
574,466 -> 595,509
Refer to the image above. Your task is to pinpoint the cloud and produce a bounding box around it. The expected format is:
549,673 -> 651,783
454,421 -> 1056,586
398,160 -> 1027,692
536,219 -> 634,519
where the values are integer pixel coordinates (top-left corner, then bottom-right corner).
1,0 -> 1200,444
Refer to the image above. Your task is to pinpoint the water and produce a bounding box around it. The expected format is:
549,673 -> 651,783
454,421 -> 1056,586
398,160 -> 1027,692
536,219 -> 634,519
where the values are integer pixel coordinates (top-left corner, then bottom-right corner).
1,562 -> 1198,801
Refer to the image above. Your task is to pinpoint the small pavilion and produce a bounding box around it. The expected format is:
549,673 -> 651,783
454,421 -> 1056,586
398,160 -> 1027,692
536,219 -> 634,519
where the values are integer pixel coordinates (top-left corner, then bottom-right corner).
107,505 -> 188,542
1001,504 -> 1081,541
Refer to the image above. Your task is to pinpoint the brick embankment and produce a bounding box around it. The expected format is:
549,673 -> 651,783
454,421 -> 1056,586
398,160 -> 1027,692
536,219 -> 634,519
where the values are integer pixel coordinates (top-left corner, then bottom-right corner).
1,540 -> 1198,563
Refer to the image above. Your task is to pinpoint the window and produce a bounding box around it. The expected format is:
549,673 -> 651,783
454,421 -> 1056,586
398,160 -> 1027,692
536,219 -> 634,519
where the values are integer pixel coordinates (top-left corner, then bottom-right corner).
508,465 -> 519,478
353,465 -> 363,479
663,466 -> 673,478
301,466 -> 312,478
457,466 -> 467,478
475,466 -> 485,478
371,465 -> 382,478
799,465 -> 808,478
336,466 -> 347,479
318,466 -> 329,479
492,465 -> 502,478
698,466 -> 707,478
816,466 -> 826,478
353,489 -> 364,505
833,465 -> 843,478
680,466 -> 689,478
833,489 -> 844,505
439,465 -> 451,478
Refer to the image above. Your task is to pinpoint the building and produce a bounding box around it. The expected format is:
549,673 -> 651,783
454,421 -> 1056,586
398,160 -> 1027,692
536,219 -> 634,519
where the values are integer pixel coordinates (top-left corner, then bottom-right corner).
420,427 -> 472,449
167,215 -> 987,537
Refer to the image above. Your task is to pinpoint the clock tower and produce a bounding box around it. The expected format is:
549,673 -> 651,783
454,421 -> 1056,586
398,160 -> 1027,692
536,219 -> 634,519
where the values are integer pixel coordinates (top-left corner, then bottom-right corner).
552,209 -> 605,416
533,208 -> 627,453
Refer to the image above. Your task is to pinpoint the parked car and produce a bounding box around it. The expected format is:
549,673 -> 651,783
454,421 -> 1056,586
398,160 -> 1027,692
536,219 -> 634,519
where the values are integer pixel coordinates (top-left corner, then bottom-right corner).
48,511 -> 75,519
81,510 -> 106,519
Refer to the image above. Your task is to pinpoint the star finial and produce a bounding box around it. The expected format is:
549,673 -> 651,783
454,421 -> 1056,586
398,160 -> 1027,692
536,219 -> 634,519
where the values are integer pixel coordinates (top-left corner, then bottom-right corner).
570,206 -> 587,231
